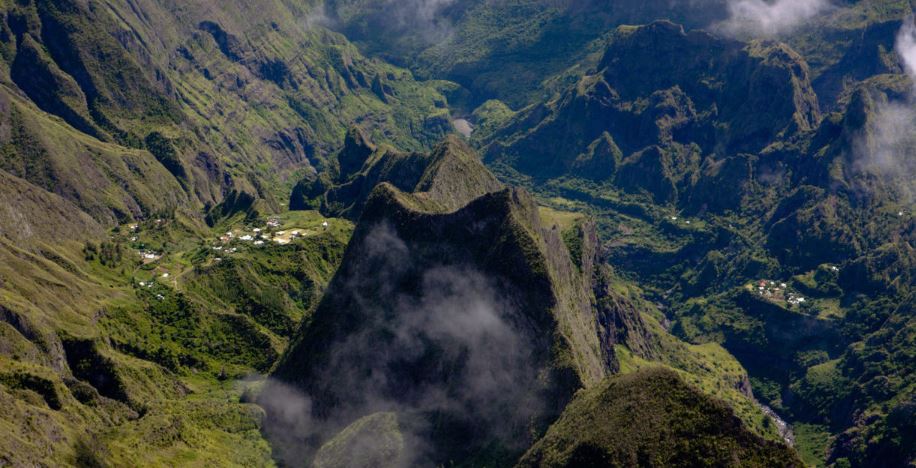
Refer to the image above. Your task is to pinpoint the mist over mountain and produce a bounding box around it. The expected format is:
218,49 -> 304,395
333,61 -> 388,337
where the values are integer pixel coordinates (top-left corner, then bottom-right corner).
0,0 -> 913,467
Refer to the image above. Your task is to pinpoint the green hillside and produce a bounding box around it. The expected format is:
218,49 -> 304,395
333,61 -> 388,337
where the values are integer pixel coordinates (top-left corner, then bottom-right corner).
0,0 -> 914,466
518,368 -> 802,467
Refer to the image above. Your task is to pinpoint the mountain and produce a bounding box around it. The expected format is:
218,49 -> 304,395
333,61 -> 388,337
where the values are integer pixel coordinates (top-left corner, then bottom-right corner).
0,0 -> 914,466
475,13 -> 915,468
324,0 -> 914,113
0,0 -> 445,463
323,0 -> 731,108
483,20 -> 820,191
270,150 -> 610,465
265,138 -> 796,466
518,368 -> 802,467
290,125 -> 503,218
0,0 -> 455,227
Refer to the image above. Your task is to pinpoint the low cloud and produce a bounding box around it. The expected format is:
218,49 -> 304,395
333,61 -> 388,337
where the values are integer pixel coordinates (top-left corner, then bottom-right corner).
853,100 -> 916,197
851,17 -> 916,203
260,222 -> 545,465
718,0 -> 832,37
256,379 -> 318,464
389,0 -> 457,40
344,0 -> 458,42
898,16 -> 916,88
403,0 -> 457,25
303,6 -> 334,30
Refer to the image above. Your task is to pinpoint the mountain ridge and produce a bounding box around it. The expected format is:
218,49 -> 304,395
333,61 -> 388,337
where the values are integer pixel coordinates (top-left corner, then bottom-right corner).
0,0 -> 913,466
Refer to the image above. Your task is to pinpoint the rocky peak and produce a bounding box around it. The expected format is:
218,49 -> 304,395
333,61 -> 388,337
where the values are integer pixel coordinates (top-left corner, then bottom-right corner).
337,125 -> 377,181
294,132 -> 501,219
270,141 -> 620,465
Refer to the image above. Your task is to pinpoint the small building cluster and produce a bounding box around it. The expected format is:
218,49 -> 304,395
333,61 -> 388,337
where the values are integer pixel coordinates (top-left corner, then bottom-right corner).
786,294 -> 807,306
668,216 -> 694,225
139,250 -> 161,263
756,280 -> 787,300
754,279 -> 809,308
210,219 -> 331,252
136,280 -> 164,301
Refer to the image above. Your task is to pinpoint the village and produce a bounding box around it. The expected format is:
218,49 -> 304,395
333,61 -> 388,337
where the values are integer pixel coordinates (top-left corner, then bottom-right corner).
116,213 -> 339,300
750,279 -> 811,310
214,217 -> 330,250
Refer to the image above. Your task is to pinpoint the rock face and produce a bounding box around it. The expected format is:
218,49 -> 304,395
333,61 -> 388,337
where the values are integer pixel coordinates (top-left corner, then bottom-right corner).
484,21 -> 819,208
291,127 -> 504,219
271,141 -> 625,465
0,1 -> 909,466
269,134 -> 796,466
337,125 -> 378,180
0,0 -> 454,228
517,368 -> 803,468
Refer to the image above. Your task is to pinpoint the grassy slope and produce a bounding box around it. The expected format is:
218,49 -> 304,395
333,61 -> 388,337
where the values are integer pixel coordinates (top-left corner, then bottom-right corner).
0,208 -> 352,466
517,368 -> 802,467
0,0 -> 911,466
0,0 -> 456,225
0,2 -> 450,461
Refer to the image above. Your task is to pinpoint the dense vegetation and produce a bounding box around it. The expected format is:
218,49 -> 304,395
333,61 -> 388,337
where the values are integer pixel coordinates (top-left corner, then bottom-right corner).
518,368 -> 802,467
0,0 -> 913,466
